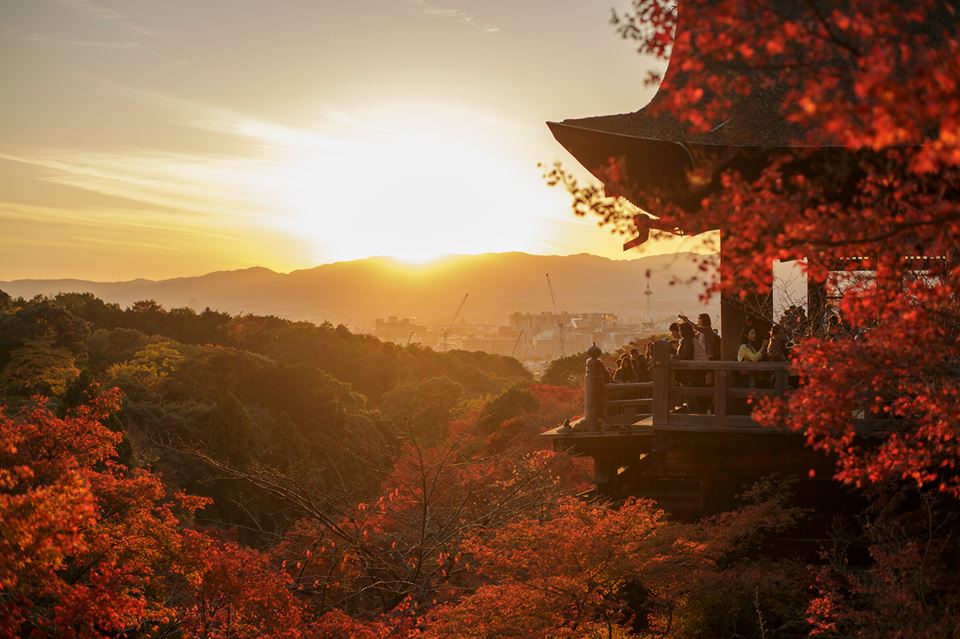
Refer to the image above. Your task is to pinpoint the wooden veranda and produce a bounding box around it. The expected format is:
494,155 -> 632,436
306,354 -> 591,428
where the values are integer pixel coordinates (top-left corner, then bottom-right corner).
542,342 -> 893,520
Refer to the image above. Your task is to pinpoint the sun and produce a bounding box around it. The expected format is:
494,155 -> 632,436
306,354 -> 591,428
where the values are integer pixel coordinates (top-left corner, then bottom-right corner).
255,108 -> 550,266
386,251 -> 451,266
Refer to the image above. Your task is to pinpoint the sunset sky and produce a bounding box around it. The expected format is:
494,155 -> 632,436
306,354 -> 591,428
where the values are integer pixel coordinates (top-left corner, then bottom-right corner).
0,0 -> 705,281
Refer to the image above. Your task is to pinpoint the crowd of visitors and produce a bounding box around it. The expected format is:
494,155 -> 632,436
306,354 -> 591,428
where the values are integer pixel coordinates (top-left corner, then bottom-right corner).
612,347 -> 650,383
598,304 -> 849,416
780,304 -> 808,338
668,313 -> 720,411
656,311 -> 798,410
736,320 -> 789,364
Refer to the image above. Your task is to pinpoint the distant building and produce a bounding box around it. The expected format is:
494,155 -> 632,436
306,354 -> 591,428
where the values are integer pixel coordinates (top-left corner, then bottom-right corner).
508,311 -> 573,335
374,316 -> 425,345
570,312 -> 618,331
508,311 -> 624,360
462,335 -> 525,358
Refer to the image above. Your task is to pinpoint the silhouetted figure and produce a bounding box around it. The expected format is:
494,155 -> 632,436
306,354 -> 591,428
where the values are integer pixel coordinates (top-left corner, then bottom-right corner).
698,313 -> 720,361
763,325 -> 788,362
738,326 -> 764,388
629,347 -> 649,382
674,321 -> 699,412
680,312 -> 719,360
613,353 -> 637,383
668,322 -> 681,352
826,312 -> 844,341
679,313 -> 716,411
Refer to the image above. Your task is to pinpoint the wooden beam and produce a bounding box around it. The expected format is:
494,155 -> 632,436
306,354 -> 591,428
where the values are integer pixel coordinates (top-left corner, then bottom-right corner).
670,361 -> 789,372
713,369 -> 728,418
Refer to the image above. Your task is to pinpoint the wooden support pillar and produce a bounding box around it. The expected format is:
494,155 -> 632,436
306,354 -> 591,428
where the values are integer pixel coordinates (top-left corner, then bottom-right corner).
719,220 -> 743,361
652,340 -> 671,425
583,344 -> 606,431
594,457 -> 617,496
774,369 -> 788,395
701,472 -> 739,516
713,369 -> 728,418
720,295 -> 746,361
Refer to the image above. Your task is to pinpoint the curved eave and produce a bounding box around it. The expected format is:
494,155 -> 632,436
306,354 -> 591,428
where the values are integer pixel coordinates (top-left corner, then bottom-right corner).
548,120 -> 706,212
547,120 -> 867,217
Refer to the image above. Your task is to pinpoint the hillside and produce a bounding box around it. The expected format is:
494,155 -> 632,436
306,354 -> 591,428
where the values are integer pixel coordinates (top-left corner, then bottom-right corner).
1,252 -> 716,327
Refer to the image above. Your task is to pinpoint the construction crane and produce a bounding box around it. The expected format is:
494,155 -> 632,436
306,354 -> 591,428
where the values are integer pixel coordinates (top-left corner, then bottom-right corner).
441,293 -> 469,352
546,273 -> 566,358
406,330 -> 415,346
545,273 -> 558,313
510,329 -> 525,358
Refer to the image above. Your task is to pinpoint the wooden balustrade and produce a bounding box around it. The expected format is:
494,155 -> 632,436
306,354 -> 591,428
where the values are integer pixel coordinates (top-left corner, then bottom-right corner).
549,343 -> 898,510
581,340 -> 790,432
573,340 -> 894,434
651,339 -> 790,431
605,381 -> 653,426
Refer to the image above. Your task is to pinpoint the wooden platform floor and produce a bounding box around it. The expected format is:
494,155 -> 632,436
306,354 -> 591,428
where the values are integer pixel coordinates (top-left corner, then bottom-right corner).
541,415 -> 794,440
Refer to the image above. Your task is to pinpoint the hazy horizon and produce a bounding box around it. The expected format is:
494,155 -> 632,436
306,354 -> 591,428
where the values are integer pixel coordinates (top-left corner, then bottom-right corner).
1,248 -> 718,283
0,250 -> 719,331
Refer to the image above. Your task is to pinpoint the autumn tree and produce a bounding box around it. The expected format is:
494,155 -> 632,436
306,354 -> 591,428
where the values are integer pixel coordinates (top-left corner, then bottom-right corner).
422,480 -> 809,639
0,391 -> 180,637
0,391 -> 308,639
260,435 -> 588,619
553,0 -> 960,498
547,1 -> 960,634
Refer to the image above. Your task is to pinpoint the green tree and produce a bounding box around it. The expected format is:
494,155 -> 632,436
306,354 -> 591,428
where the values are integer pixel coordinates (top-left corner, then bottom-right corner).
206,391 -> 254,465
379,376 -> 464,444
540,352 -> 588,388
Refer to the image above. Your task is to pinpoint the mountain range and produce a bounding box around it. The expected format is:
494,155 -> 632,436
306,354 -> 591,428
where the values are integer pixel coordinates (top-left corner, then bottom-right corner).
1,252 -> 717,329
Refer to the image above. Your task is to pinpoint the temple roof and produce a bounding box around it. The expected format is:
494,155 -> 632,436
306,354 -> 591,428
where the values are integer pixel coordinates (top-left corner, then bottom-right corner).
547,0 -> 955,216
549,5 -> 801,150
550,87 -> 794,148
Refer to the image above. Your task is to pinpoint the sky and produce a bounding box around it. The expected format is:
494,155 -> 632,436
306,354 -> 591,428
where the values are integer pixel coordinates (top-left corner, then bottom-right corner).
0,0 -> 707,281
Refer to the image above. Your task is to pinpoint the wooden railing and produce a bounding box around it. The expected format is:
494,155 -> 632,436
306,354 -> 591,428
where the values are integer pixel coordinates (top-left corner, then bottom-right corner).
604,381 -> 653,427
583,341 -> 789,431
579,340 -> 892,433
650,345 -> 790,432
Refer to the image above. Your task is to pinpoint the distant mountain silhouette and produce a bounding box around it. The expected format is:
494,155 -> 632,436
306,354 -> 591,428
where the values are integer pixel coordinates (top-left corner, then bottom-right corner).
1,252 -> 716,328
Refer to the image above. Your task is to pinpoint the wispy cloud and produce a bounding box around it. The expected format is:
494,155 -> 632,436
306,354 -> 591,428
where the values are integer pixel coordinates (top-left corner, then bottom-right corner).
56,0 -> 153,36
0,149 -> 262,218
0,27 -> 48,43
61,39 -> 141,48
408,0 -> 500,33
0,26 -> 140,48
102,84 -> 324,148
0,201 -> 236,244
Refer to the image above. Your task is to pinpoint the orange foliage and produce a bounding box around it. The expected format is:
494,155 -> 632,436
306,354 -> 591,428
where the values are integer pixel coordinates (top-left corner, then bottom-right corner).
579,0 -> 960,497
0,392 -> 308,639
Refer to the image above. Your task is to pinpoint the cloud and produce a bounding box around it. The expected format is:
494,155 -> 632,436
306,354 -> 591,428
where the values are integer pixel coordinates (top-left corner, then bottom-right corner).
101,84 -> 323,149
0,201 -> 236,245
56,0 -> 153,36
60,39 -> 141,48
408,0 -> 500,33
0,148 -> 262,218
0,26 -> 140,48
0,27 -> 48,43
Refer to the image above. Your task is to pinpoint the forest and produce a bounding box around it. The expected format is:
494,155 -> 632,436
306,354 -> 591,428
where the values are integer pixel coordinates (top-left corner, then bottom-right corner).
3,289 -> 957,638
3,0 -> 960,635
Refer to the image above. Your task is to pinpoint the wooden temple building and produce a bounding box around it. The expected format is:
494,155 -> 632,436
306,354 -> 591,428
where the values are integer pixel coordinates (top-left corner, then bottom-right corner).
539,1 -> 942,519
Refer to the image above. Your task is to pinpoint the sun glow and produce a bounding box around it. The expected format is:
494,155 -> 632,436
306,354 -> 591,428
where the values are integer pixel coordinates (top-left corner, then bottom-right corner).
246,106 -> 550,266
